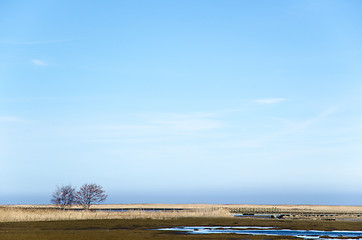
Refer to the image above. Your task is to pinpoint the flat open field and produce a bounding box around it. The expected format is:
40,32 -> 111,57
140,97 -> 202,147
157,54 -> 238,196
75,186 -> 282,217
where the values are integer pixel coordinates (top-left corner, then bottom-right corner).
8,203 -> 362,212
3,204 -> 362,221
1,204 -> 362,239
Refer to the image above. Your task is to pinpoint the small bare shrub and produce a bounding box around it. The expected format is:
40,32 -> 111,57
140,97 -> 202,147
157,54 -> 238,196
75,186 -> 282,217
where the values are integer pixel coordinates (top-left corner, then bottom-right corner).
51,185 -> 76,209
75,184 -> 108,210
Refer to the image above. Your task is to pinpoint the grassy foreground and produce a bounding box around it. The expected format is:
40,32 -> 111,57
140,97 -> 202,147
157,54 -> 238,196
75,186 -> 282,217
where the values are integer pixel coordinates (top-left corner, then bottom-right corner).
1,217 -> 362,240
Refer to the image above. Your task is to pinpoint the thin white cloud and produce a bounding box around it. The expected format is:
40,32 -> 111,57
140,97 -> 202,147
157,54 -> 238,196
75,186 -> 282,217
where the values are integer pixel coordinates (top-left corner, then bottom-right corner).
147,112 -> 222,131
152,118 -> 222,131
84,112 -> 224,143
255,98 -> 286,104
217,107 -> 339,151
0,39 -> 77,45
31,59 -> 48,66
0,116 -> 27,123
97,113 -> 223,133
288,107 -> 339,132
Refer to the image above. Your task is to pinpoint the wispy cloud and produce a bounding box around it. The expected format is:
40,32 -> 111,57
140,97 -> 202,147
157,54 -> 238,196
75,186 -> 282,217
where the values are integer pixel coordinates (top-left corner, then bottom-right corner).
98,112 -> 223,133
270,107 -> 339,133
151,118 -> 221,131
31,59 -> 48,66
292,107 -> 338,130
255,98 -> 286,104
218,107 -> 340,150
148,112 -> 222,131
0,39 -> 77,45
0,116 -> 27,123
83,112 -> 224,143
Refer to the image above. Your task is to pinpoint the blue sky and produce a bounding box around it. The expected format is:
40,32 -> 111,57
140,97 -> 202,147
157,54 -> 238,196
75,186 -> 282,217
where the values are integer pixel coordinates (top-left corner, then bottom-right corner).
1,0 -> 362,205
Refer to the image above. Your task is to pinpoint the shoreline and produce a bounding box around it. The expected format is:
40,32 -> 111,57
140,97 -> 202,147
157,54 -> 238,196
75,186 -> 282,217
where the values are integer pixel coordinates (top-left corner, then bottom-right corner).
4,203 -> 362,213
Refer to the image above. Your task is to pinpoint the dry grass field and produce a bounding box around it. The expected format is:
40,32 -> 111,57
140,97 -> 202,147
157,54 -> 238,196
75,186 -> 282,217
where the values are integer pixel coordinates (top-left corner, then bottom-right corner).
2,204 -> 362,222
8,203 -> 362,212
1,205 -> 362,239
0,205 -> 231,222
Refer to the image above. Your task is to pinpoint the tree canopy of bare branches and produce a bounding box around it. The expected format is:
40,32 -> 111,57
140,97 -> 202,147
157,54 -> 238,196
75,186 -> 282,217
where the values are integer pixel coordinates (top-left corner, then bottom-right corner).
51,185 -> 76,209
75,183 -> 107,210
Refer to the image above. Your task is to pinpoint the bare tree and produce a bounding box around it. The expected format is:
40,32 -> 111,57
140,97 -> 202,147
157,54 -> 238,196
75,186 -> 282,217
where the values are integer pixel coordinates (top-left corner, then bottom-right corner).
51,185 -> 76,209
75,183 -> 107,210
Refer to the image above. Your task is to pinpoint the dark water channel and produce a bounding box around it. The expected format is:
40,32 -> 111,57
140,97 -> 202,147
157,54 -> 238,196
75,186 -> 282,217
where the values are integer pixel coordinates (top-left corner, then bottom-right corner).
158,226 -> 362,239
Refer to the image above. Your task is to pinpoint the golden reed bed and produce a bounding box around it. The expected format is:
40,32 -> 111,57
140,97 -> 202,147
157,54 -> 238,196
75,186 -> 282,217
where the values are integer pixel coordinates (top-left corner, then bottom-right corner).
0,206 -> 231,222
2,204 -> 362,222
9,204 -> 362,212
